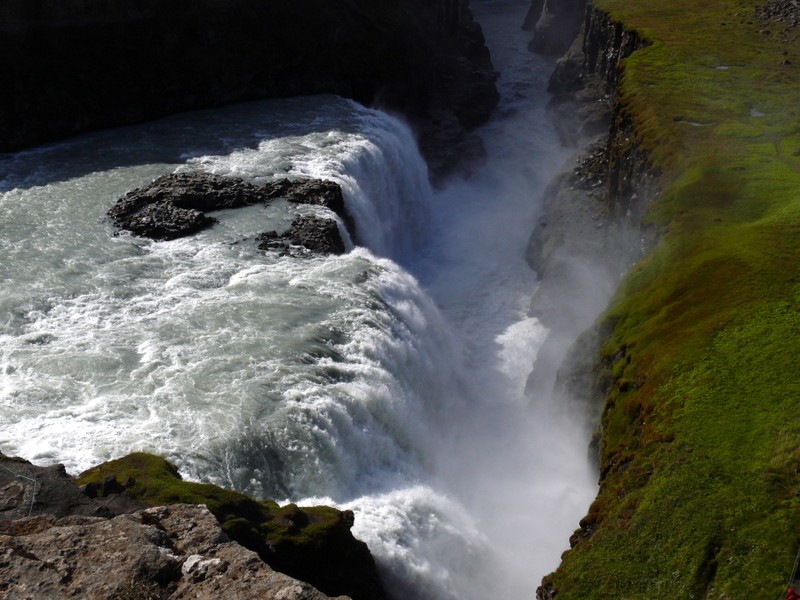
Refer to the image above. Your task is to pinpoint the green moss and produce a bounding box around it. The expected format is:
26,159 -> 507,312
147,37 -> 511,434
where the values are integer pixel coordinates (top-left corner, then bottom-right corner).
546,0 -> 800,597
77,453 -> 359,592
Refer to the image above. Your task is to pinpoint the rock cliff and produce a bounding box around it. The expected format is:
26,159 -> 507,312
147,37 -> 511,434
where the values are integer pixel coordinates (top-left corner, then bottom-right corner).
524,1 -> 653,411
530,0 -> 800,597
0,0 -> 497,177
0,452 -> 384,600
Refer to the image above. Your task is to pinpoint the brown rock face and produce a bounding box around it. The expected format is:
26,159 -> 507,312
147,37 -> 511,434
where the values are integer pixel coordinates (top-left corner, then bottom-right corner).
0,504 -> 346,600
1,452 -> 383,600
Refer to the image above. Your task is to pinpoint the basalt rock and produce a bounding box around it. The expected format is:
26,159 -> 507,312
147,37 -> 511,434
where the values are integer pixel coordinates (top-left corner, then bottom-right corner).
109,172 -> 353,249
258,216 -> 346,257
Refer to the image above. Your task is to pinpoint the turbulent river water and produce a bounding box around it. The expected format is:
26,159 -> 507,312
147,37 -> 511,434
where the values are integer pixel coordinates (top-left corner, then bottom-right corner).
0,0 -> 597,597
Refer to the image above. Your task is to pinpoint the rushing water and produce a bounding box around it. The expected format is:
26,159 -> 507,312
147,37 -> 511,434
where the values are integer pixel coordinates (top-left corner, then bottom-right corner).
0,0 -> 597,597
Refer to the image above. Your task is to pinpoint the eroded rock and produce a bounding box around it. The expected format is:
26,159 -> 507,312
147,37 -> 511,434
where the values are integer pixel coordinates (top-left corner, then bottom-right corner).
108,172 -> 353,251
258,216 -> 346,257
0,504 -> 345,600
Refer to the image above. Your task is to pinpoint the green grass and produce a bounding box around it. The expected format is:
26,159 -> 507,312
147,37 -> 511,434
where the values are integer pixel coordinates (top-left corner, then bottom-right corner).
76,452 -> 350,568
545,1 -> 800,597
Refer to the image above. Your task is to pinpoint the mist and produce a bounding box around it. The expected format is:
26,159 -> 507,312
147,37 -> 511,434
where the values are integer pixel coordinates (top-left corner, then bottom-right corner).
345,1 -> 622,596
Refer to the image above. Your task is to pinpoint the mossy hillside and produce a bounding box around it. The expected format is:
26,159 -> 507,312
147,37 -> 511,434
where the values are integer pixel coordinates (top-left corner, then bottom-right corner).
77,453 -> 380,599
544,1 -> 800,598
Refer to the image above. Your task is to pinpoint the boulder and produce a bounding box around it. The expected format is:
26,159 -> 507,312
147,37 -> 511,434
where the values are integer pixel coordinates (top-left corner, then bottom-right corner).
108,173 -> 353,248
258,216 -> 346,257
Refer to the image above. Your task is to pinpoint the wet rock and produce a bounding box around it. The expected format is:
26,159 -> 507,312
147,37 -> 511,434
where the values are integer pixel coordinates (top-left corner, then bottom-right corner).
111,201 -> 216,240
258,216 -> 346,257
108,172 -> 353,245
280,179 -> 354,235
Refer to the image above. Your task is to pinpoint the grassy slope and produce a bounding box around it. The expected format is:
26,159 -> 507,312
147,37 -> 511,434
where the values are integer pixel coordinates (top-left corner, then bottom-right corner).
547,1 -> 800,598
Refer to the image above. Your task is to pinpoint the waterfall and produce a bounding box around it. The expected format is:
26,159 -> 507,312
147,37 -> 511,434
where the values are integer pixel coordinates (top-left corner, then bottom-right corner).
0,1 -> 599,598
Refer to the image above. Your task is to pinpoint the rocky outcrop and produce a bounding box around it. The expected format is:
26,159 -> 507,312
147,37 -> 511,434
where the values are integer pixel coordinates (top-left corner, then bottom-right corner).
109,172 -> 351,254
77,453 -> 386,600
258,217 -> 346,257
0,452 -> 385,600
0,0 -> 497,178
525,3 -> 653,404
0,503 -> 346,600
524,4 -> 658,598
523,0 -> 587,56
757,0 -> 800,31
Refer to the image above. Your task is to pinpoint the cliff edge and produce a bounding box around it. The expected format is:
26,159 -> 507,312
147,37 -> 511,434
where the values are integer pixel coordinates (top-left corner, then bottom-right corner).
0,452 -> 385,600
527,0 -> 800,598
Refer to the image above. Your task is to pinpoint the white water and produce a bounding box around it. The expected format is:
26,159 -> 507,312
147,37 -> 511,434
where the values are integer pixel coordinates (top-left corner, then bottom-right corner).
0,0 -> 597,597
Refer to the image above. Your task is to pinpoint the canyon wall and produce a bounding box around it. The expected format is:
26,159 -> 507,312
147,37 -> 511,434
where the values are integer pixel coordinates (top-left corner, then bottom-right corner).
0,0 -> 497,174
528,0 -> 800,597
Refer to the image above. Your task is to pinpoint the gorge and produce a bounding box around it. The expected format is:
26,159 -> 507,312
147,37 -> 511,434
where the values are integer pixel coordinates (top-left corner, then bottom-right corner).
2,0 -> 800,598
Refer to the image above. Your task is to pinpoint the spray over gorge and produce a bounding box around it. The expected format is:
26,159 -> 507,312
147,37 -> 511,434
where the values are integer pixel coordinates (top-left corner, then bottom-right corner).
0,1 -> 608,597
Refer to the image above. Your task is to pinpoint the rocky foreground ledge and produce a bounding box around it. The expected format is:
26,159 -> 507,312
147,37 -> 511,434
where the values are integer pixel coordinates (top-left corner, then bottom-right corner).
0,452 -> 385,600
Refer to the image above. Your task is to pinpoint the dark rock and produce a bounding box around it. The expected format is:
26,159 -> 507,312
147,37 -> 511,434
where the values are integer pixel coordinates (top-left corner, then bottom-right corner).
109,172 -> 354,245
0,452 -> 108,520
112,201 -> 216,241
756,0 -> 800,30
536,581 -> 557,600
258,216 -> 346,257
523,0 -> 546,31
281,179 -> 354,235
111,172 -> 273,216
526,0 -> 587,56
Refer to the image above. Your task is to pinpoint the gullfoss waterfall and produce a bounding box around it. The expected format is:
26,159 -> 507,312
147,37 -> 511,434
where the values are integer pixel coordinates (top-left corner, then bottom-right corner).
0,1 -> 597,597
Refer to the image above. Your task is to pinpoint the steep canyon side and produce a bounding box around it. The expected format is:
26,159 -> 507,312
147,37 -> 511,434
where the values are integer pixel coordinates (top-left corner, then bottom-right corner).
528,0 -> 800,598
0,0 -> 497,176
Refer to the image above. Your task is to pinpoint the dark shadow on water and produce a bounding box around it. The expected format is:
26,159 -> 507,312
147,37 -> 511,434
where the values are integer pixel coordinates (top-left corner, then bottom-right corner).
0,94 -> 361,193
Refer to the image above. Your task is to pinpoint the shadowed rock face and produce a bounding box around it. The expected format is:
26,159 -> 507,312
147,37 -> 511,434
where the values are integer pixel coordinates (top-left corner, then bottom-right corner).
524,0 -> 587,56
0,0 -> 497,176
258,216 -> 346,257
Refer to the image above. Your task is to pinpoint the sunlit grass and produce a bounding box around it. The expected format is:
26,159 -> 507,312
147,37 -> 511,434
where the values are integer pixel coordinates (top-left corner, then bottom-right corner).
546,0 -> 800,597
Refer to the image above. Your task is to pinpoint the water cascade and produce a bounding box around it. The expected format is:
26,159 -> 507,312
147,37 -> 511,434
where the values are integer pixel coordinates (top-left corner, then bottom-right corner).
0,0 -> 597,597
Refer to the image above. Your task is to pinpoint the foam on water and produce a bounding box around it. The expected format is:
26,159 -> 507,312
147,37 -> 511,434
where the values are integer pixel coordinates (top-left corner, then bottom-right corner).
0,1 -> 598,597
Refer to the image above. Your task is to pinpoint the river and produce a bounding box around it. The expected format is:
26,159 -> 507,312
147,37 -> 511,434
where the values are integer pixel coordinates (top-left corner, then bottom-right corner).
0,0 -> 596,597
